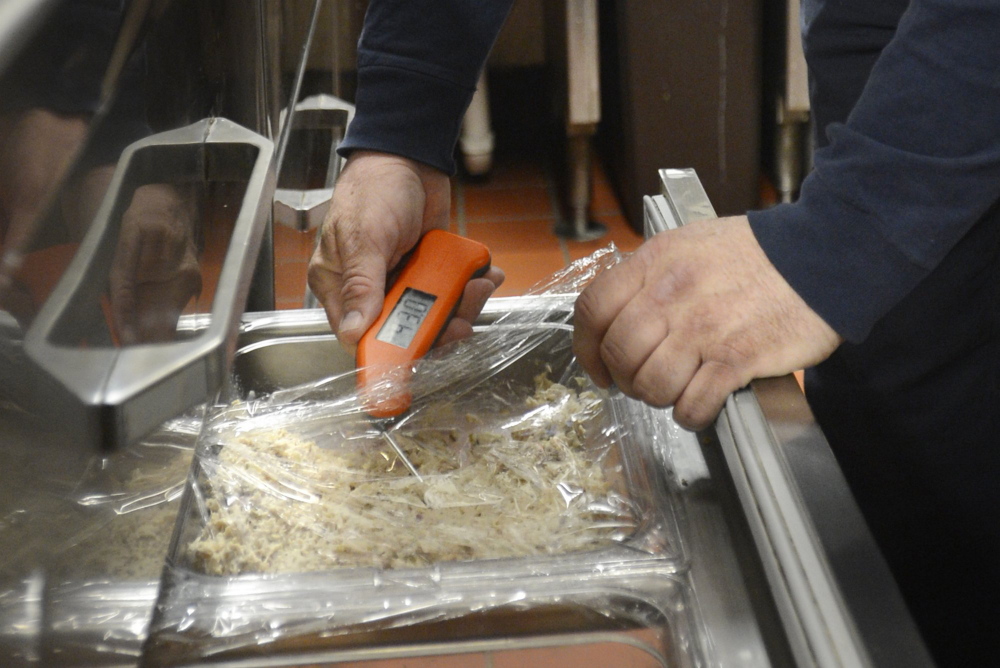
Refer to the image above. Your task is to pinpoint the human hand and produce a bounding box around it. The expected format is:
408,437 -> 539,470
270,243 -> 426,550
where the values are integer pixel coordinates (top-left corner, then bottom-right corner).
0,108 -> 88,251
573,216 -> 842,431
308,151 -> 504,355
0,110 -> 103,325
109,184 -> 201,344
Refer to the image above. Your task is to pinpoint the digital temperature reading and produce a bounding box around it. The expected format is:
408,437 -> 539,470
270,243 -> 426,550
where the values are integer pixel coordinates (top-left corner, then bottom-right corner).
357,229 -> 492,418
375,288 -> 438,349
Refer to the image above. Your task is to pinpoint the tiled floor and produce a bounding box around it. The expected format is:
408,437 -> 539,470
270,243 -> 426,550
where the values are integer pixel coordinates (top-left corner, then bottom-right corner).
271,153 -> 644,307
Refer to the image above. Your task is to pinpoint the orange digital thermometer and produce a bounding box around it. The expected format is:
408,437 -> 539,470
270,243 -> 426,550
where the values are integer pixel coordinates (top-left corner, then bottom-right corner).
357,230 -> 491,418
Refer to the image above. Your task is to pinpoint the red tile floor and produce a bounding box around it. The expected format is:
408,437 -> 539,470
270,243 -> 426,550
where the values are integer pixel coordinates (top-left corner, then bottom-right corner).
271,154 -> 644,308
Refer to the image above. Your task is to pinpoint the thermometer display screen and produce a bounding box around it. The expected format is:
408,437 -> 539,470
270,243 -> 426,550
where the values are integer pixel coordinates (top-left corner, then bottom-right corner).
375,288 -> 438,349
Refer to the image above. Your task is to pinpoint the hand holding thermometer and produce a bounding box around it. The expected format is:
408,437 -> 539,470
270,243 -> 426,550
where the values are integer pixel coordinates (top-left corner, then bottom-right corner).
357,230 -> 492,476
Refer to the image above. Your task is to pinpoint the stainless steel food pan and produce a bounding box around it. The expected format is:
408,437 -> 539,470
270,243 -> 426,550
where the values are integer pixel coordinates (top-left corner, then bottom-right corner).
143,301 -> 695,664
144,572 -> 702,667
178,305 -> 684,571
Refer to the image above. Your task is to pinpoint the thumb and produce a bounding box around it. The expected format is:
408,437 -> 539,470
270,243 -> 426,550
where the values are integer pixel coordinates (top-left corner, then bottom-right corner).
335,247 -> 390,349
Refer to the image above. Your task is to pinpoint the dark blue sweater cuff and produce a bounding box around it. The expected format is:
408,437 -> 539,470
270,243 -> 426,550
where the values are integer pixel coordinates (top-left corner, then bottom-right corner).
747,173 -> 927,343
338,62 -> 474,175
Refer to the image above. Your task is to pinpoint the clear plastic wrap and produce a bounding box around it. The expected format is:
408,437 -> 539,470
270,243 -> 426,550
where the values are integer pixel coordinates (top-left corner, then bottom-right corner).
0,413 -> 200,584
148,570 -> 700,667
0,412 -> 202,665
183,354 -> 645,575
50,417 -> 201,581
177,244 -> 672,575
145,245 -> 700,665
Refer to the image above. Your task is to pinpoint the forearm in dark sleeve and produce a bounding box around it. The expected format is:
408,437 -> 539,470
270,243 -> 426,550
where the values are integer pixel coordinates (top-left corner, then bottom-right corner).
338,0 -> 515,175
749,0 -> 1000,342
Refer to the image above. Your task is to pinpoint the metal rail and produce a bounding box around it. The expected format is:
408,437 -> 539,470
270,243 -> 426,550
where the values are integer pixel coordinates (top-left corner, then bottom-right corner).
647,167 -> 933,668
24,118 -> 275,450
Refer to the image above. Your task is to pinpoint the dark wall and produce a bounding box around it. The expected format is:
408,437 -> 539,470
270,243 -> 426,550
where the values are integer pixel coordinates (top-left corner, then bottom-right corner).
598,1 -> 762,227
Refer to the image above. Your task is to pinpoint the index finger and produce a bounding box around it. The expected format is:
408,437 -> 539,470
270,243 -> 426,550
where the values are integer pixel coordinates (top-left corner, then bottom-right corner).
109,215 -> 143,344
572,253 -> 647,388
308,239 -> 348,331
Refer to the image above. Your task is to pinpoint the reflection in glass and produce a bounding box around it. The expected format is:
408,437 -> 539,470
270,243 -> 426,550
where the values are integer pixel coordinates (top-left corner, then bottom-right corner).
109,182 -> 202,344
0,0 -> 153,334
41,172 -> 250,350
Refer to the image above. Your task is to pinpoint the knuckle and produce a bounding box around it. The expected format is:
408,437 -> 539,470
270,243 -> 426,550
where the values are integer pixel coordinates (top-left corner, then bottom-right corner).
573,289 -> 600,329
707,338 -> 752,372
701,360 -> 747,401
632,368 -> 673,408
317,220 -> 341,254
646,269 -> 692,310
339,269 -> 379,304
599,335 -> 632,375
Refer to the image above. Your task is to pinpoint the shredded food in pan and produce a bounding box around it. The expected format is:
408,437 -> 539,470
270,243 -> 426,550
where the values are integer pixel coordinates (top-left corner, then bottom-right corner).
187,373 -> 634,575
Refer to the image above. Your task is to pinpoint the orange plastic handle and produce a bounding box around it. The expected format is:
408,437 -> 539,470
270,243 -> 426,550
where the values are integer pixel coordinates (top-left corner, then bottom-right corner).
357,230 -> 491,418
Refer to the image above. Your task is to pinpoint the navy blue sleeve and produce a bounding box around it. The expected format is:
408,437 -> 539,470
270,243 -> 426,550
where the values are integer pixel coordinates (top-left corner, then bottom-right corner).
748,0 -> 1000,343
338,0 -> 514,175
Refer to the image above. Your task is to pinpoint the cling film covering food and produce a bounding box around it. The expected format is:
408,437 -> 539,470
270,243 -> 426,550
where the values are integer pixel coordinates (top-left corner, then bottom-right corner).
0,411 -> 202,663
146,570 -> 701,667
177,244 -> 679,575
186,368 -> 634,574
143,245 -> 697,662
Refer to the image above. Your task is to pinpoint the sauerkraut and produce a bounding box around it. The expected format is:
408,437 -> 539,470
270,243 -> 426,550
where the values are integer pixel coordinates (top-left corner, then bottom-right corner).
187,373 -> 635,575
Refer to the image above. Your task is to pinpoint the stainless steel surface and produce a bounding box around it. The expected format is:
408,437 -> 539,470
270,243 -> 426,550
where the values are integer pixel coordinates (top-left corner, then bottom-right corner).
649,168 -> 933,667
247,0 -> 319,301
232,332 -> 350,395
0,0 -> 366,454
272,0 -> 325,178
0,574 -> 44,666
3,287 -> 924,666
0,2 -> 331,664
0,408 -> 199,665
273,94 -> 355,231
656,168 -> 717,226
24,118 -> 274,449
143,306 -> 689,664
776,106 -> 807,204
671,430 -> 795,668
148,571 -> 696,667
0,0 -> 320,451
0,6 -> 935,663
233,0 -> 288,314
42,580 -> 161,665
150,303 -> 787,667
748,377 -> 933,668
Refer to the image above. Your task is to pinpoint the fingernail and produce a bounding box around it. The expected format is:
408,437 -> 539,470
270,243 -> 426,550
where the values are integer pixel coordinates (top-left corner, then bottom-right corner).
339,310 -> 363,333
